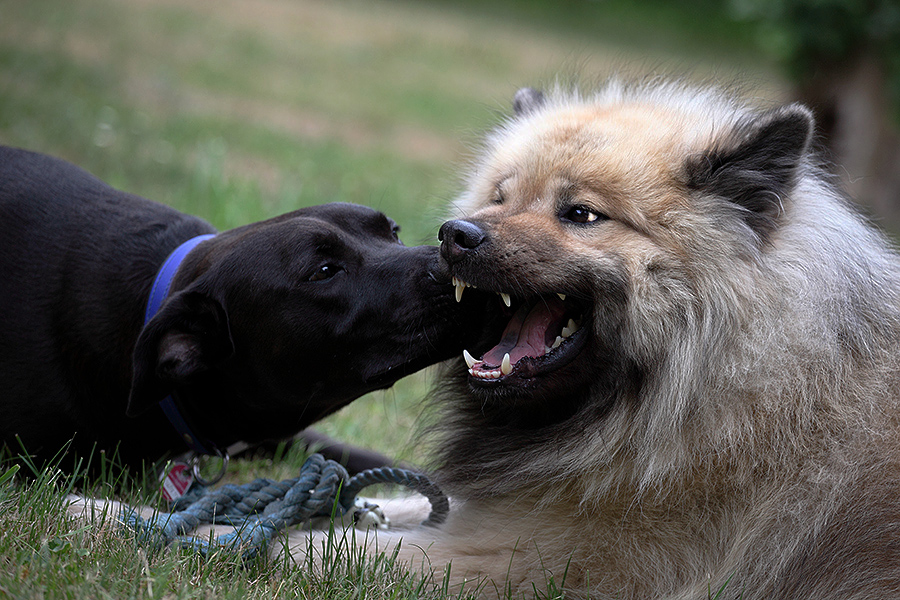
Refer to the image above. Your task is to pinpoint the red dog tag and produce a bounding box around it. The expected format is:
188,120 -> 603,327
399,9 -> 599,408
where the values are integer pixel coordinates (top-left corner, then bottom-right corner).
160,461 -> 194,502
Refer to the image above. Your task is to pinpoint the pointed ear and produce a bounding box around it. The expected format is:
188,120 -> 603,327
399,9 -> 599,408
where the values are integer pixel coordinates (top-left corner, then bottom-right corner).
685,103 -> 814,238
127,290 -> 234,417
513,87 -> 545,117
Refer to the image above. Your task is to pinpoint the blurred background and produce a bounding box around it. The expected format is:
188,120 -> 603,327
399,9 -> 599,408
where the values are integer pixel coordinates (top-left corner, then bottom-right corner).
1,0 -> 898,463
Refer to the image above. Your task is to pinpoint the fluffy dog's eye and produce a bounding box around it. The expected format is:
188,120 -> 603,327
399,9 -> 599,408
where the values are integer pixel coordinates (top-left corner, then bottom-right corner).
562,205 -> 606,224
309,264 -> 340,282
491,184 -> 507,205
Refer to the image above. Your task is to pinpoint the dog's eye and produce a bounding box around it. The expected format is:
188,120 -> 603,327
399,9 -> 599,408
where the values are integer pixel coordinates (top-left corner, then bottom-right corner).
561,205 -> 606,224
392,225 -> 404,246
309,264 -> 340,282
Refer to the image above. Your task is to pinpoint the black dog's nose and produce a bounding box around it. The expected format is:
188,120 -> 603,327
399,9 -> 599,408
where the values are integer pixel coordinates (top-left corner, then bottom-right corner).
439,219 -> 486,263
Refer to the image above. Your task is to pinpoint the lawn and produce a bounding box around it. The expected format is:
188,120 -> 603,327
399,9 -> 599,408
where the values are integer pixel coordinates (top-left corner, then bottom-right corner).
0,0 -> 783,597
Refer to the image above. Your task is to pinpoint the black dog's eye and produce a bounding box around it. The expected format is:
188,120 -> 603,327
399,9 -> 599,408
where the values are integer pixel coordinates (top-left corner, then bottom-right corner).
561,205 -> 607,224
392,225 -> 404,246
309,264 -> 341,282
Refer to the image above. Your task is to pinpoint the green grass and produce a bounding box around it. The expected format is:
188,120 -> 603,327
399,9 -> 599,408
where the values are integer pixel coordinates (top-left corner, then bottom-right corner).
0,460 -> 474,599
0,0 -> 781,597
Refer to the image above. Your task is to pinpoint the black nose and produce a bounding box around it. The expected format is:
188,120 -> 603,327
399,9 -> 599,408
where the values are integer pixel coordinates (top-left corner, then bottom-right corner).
439,219 -> 486,263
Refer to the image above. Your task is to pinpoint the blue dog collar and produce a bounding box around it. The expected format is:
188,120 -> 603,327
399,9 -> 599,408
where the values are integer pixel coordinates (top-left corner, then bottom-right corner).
144,234 -> 215,324
144,233 -> 216,455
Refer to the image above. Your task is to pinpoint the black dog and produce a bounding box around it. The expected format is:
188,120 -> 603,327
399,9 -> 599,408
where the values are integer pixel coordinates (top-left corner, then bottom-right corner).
0,146 -> 478,472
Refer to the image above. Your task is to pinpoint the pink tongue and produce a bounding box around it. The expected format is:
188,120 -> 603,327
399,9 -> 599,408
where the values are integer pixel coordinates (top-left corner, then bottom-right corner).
482,297 -> 567,366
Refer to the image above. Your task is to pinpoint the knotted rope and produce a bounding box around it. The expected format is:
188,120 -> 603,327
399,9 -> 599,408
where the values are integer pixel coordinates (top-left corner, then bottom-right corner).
120,453 -> 448,559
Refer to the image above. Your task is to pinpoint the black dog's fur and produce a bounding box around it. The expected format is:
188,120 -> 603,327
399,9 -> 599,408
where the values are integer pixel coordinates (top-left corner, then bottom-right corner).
0,146 -> 476,471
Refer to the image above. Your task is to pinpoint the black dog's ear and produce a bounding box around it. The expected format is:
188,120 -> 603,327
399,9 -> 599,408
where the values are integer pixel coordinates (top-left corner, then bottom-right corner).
686,103 -> 814,239
127,290 -> 234,417
513,87 -> 545,117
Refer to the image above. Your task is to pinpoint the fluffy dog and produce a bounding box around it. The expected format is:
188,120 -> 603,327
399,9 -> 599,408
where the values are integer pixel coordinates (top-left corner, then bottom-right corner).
73,81 -> 900,598
0,146 -> 480,472
278,80 -> 900,599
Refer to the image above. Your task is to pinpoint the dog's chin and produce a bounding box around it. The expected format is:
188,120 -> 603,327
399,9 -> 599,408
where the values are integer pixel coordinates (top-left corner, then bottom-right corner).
465,350 -> 598,421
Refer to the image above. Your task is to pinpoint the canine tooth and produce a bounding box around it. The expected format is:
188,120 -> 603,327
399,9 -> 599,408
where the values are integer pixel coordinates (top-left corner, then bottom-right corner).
463,349 -> 477,368
500,293 -> 511,307
552,336 -> 563,349
561,325 -> 573,338
501,353 -> 512,375
455,282 -> 465,303
557,293 -> 566,301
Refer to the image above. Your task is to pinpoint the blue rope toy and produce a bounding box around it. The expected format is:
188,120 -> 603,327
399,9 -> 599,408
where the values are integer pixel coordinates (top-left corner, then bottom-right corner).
120,453 -> 449,559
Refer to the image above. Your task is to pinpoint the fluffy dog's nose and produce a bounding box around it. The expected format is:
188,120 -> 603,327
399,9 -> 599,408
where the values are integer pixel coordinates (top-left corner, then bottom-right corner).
439,219 -> 486,263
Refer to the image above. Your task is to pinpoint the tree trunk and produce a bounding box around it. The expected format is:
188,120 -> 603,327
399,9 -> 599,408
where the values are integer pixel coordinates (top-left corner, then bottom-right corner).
796,55 -> 900,234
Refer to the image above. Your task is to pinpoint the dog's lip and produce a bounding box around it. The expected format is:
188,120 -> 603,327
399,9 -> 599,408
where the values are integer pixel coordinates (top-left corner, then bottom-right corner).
451,276 -> 572,307
450,271 -> 587,309
362,354 -> 442,388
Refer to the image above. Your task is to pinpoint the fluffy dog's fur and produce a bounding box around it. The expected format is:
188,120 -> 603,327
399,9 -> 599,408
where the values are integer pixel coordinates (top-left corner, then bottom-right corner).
420,81 -> 900,598
76,80 -> 900,598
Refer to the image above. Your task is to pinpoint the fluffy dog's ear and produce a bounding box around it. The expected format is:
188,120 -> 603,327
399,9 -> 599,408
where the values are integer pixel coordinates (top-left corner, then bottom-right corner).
513,87 -> 545,116
686,104 -> 814,238
127,290 -> 234,417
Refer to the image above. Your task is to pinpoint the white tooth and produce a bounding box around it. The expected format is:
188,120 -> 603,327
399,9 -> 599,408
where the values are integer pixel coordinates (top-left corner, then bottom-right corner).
561,319 -> 580,338
552,336 -> 563,349
455,283 -> 465,303
463,349 -> 477,368
500,293 -> 511,307
452,277 -> 458,287
557,293 -> 566,301
501,353 -> 512,375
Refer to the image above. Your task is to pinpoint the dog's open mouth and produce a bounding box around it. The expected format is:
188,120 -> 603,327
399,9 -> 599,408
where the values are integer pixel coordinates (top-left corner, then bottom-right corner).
453,277 -> 589,384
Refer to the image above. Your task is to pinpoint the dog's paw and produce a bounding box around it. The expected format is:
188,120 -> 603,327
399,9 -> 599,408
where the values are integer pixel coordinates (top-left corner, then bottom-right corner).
350,498 -> 390,530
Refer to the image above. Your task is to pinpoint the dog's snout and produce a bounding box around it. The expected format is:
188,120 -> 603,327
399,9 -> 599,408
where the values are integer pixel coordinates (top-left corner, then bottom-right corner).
439,219 -> 486,263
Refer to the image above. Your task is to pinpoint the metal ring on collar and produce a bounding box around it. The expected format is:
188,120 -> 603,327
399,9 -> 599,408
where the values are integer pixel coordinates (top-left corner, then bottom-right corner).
190,449 -> 229,486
